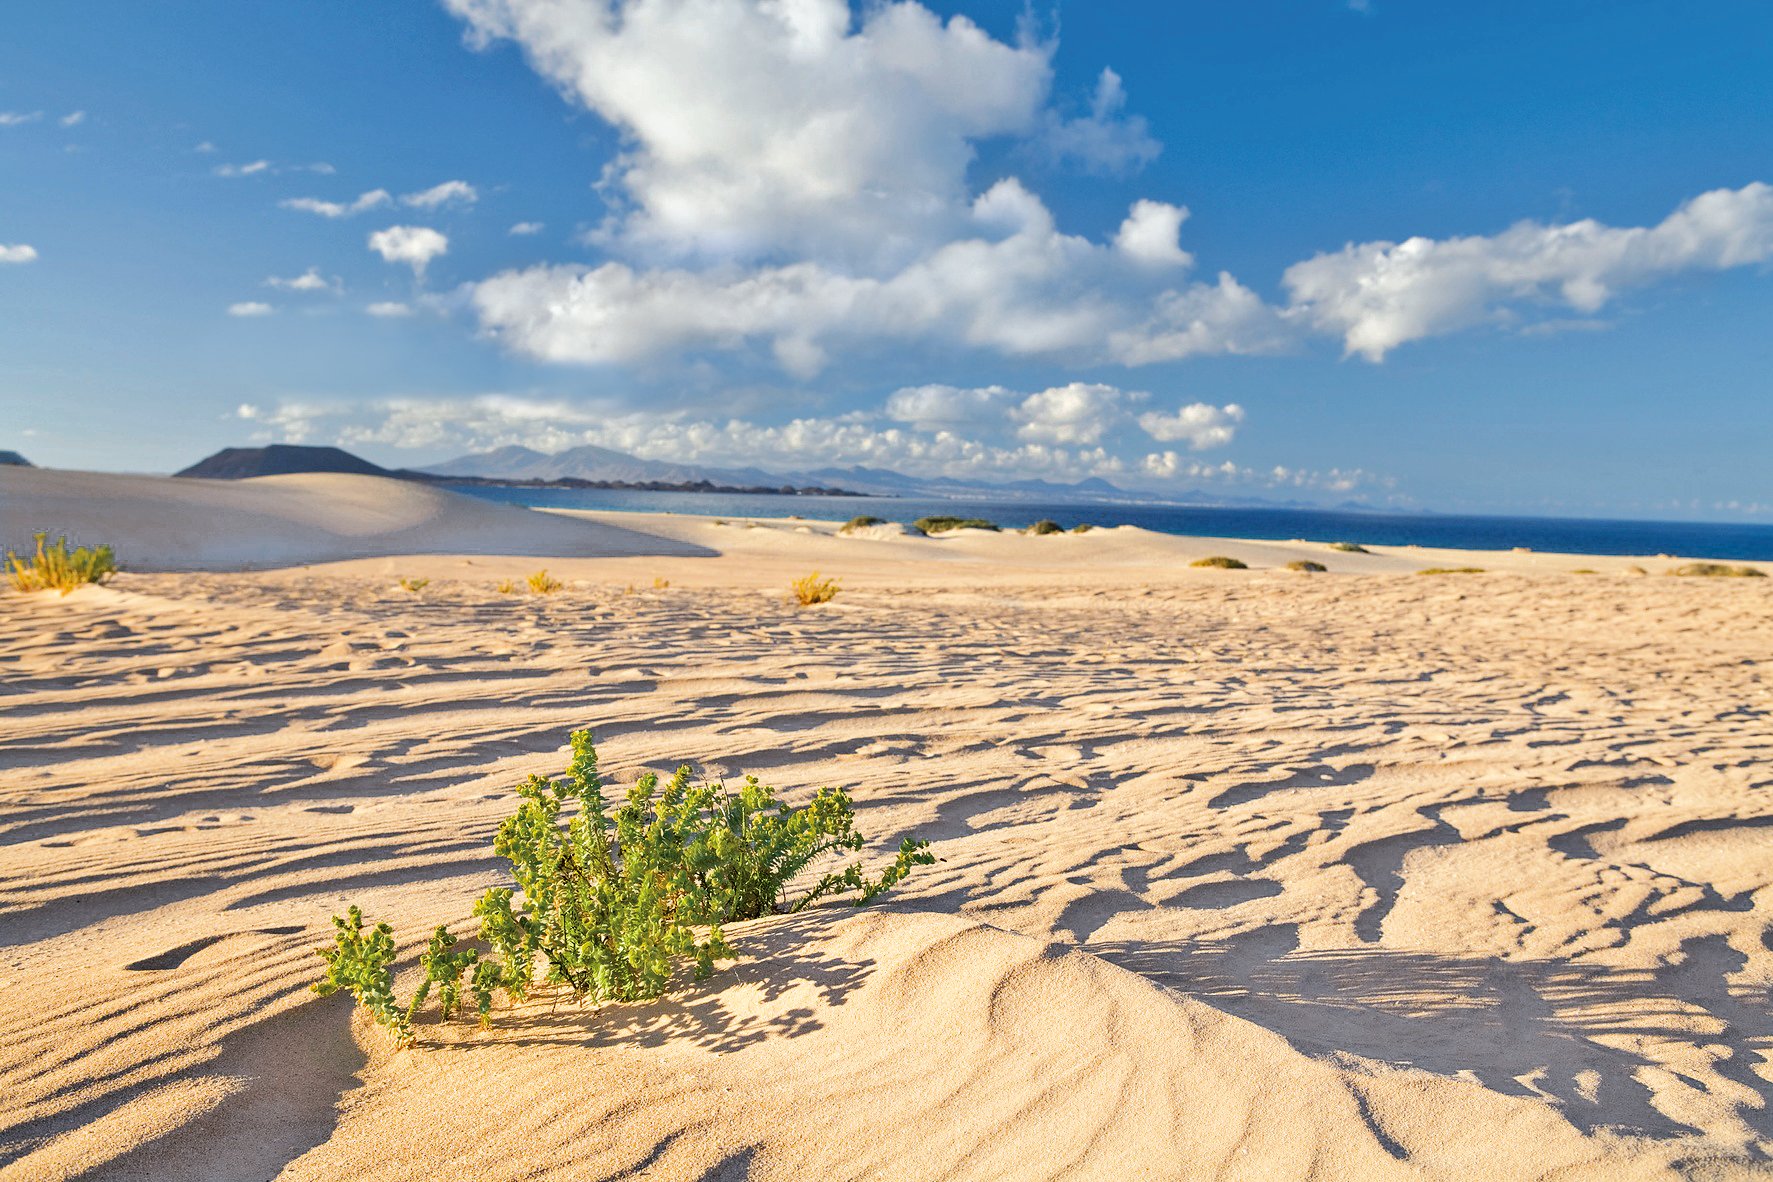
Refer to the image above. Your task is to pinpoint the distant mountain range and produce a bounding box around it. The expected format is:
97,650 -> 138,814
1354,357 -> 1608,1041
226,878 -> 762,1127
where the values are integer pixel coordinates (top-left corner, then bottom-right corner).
167,442 -> 1368,511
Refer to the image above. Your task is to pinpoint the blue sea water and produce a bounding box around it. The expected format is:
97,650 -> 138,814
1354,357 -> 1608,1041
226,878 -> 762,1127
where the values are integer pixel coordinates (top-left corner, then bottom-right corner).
450,485 -> 1773,562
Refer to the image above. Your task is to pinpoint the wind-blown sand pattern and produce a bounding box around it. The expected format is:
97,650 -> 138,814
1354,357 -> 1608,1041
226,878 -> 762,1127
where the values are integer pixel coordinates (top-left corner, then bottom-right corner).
2,473 -> 1770,1180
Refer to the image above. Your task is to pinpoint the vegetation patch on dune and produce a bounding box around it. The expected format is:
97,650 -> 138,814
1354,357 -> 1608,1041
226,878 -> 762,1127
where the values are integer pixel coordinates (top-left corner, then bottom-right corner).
397,577 -> 430,594
527,569 -> 564,594
5,531 -> 117,594
913,516 -> 999,535
1025,519 -> 1063,535
838,515 -> 885,535
791,571 -> 840,605
1287,560 -> 1328,573
1191,555 -> 1248,570
1669,562 -> 1766,578
1328,541 -> 1369,553
316,730 -> 932,1046
1071,523 -> 1094,534
1419,566 -> 1485,575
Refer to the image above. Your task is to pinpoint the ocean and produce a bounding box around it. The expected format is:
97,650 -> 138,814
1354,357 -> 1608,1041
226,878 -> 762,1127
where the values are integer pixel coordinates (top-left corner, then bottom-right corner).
449,485 -> 1773,562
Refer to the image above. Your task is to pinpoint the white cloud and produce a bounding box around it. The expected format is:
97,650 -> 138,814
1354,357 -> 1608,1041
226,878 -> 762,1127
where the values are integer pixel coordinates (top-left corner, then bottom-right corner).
366,301 -> 415,317
884,384 -> 1016,431
1138,402 -> 1245,449
0,244 -> 38,264
59,111 -> 85,127
280,189 -> 392,218
1114,200 -> 1192,267
214,159 -> 271,177
194,141 -> 217,153
1284,181 -> 1773,359
227,301 -> 274,317
1012,382 -> 1137,445
237,401 -> 324,442
367,225 -> 449,276
1042,69 -> 1160,175
0,111 -> 43,126
265,267 -> 339,294
445,0 -> 1150,267
509,221 -> 544,236
403,181 -> 477,209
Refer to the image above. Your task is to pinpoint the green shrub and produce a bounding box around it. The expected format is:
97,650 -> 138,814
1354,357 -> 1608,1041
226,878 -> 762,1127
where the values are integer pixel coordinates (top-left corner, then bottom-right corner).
1328,542 -> 1369,554
791,572 -> 840,605
1669,563 -> 1767,578
1418,567 -> 1485,575
1287,560 -> 1327,573
398,577 -> 430,594
913,516 -> 999,535
1026,519 -> 1063,535
1071,523 -> 1094,534
1191,555 -> 1248,570
317,730 -> 932,1046
6,531 -> 117,594
838,515 -> 885,535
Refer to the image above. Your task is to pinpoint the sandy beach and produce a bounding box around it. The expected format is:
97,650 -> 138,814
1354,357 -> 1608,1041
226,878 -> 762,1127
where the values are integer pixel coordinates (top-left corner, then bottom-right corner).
2,469 -> 1770,1180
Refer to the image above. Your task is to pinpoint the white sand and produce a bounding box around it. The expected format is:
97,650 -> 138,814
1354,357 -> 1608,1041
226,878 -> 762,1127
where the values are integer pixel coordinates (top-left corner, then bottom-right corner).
2,471 -> 1770,1180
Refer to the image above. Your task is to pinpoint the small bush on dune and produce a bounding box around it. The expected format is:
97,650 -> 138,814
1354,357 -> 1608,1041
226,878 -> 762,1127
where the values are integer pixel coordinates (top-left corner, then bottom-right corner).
1026,519 -> 1064,535
1071,523 -> 1094,534
1669,563 -> 1766,578
653,576 -> 671,590
1191,555 -> 1248,570
1419,567 -> 1485,575
398,577 -> 430,594
838,515 -> 884,535
791,572 -> 840,606
6,532 -> 117,594
316,729 -> 933,1046
1329,542 -> 1369,554
1287,560 -> 1327,573
495,579 -> 519,595
1571,569 -> 1598,575
527,569 -> 564,594
913,516 -> 999,535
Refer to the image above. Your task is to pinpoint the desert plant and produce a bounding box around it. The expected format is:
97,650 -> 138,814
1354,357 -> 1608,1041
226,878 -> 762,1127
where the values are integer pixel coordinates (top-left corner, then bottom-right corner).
653,576 -> 671,590
838,515 -> 884,535
1328,542 -> 1369,554
495,579 -> 519,594
1287,560 -> 1327,573
317,730 -> 932,1044
527,569 -> 564,594
1571,569 -> 1598,575
1026,519 -> 1063,536
1418,567 -> 1485,575
913,516 -> 999,535
1669,563 -> 1767,578
398,577 -> 430,594
6,532 -> 117,594
791,572 -> 840,606
1071,523 -> 1094,534
1191,556 -> 1248,570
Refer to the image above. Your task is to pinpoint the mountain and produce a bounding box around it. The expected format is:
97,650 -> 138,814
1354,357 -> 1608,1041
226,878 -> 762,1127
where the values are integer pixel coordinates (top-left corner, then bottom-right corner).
0,451 -> 31,467
426,444 -> 790,489
175,445 -> 392,479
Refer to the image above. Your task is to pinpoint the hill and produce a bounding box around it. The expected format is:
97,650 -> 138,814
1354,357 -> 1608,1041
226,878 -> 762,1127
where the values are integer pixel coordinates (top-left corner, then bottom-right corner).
175,445 -> 392,480
0,451 -> 32,467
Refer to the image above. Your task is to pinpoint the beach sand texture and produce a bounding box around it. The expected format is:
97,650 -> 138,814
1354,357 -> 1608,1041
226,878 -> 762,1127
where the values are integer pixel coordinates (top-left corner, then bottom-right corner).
2,471 -> 1770,1180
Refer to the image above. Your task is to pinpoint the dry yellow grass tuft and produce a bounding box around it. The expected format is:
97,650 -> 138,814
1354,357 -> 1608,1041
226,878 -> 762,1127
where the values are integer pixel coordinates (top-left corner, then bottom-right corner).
526,569 -> 564,594
6,531 -> 117,595
791,572 -> 840,606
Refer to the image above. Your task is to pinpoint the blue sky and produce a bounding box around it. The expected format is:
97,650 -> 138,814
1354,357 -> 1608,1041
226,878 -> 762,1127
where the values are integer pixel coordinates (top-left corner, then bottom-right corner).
2,0 -> 1770,518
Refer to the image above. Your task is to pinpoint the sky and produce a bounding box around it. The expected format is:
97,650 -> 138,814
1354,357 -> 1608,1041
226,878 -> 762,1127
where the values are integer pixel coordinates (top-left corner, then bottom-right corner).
2,0 -> 1771,519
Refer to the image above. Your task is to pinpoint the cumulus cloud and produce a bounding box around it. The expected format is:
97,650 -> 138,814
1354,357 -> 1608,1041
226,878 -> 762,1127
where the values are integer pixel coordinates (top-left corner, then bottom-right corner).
1138,402 -> 1244,449
368,225 -> 449,276
1114,200 -> 1192,267
264,267 -> 338,293
445,0 -> 1149,266
280,189 -> 392,218
402,180 -> 478,209
0,243 -> 38,264
0,111 -> 44,126
1012,382 -> 1137,444
214,159 -> 271,177
509,221 -> 545,236
227,301 -> 274,317
1284,181 -> 1773,360
1042,69 -> 1161,175
366,301 -> 415,317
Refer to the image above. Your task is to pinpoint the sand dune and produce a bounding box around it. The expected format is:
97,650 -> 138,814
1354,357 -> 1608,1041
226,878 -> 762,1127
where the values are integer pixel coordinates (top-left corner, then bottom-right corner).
2,479 -> 1771,1179
0,468 -> 710,569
